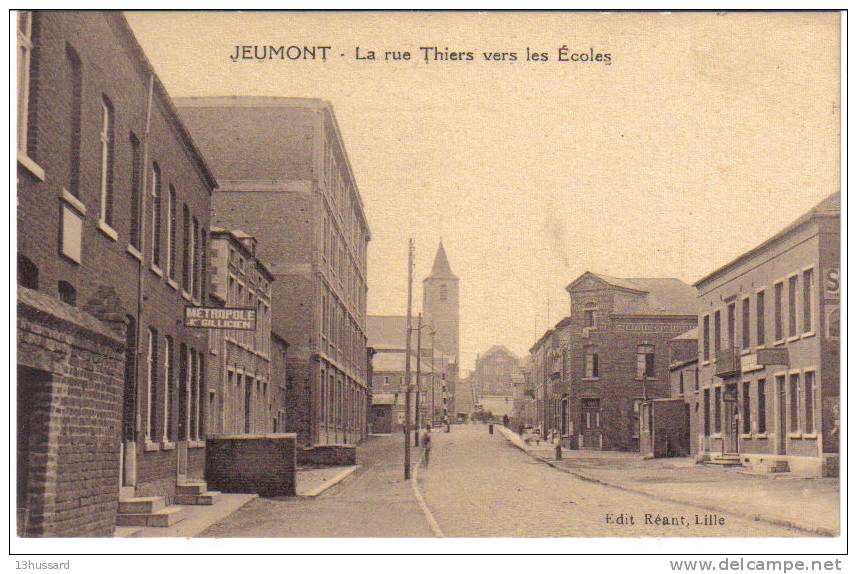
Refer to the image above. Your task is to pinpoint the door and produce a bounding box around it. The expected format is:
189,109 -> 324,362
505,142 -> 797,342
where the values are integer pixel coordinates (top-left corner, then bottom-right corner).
581,398 -> 601,448
177,346 -> 190,480
121,317 -> 138,493
777,376 -> 787,455
723,384 -> 739,454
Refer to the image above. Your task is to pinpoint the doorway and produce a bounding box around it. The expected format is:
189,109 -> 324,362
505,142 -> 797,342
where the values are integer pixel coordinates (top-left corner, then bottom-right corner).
120,316 -> 137,495
17,365 -> 47,536
777,376 -> 787,455
723,383 -> 739,454
581,398 -> 601,448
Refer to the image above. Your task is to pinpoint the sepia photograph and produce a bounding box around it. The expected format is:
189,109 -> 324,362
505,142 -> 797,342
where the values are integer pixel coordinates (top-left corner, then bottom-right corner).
10,5 -> 845,563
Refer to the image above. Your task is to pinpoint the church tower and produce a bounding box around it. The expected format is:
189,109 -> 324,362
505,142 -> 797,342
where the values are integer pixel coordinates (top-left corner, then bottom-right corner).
423,241 -> 459,361
423,240 -> 460,417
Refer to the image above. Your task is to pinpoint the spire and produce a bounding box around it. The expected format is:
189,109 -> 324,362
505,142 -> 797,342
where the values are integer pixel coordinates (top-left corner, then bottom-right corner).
428,240 -> 457,279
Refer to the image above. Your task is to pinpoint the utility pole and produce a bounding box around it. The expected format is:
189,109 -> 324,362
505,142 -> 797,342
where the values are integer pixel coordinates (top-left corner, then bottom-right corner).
403,238 -> 414,480
414,313 -> 423,447
430,330 -> 435,426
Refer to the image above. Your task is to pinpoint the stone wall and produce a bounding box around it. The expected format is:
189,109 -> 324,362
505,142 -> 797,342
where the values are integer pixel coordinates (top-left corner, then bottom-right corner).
205,434 -> 296,496
297,444 -> 357,467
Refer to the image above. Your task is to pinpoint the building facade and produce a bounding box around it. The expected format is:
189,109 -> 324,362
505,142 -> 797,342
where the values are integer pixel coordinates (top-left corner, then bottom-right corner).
16,12 -> 215,535
177,97 -> 371,447
206,228 -> 280,436
691,193 -> 840,477
562,273 -> 698,451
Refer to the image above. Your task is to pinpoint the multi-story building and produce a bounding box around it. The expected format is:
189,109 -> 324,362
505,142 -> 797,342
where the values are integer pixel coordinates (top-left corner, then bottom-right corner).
563,273 -> 697,451
177,97 -> 371,447
691,193 -> 840,477
16,12 -> 216,535
206,228 -> 281,436
472,345 -> 520,397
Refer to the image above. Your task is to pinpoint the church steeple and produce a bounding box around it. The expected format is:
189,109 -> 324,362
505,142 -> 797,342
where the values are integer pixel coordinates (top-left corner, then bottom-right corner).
429,240 -> 457,279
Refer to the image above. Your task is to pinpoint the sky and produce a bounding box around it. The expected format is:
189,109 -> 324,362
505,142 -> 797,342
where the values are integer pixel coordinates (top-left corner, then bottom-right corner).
126,11 -> 841,372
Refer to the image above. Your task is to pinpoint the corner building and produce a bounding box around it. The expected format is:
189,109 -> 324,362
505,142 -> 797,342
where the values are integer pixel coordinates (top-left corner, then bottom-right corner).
16,12 -> 215,535
692,193 -> 840,477
177,97 -> 371,447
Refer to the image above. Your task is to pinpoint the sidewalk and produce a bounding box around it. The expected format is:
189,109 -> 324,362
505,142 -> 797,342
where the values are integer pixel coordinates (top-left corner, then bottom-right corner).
296,465 -> 359,497
497,426 -> 840,536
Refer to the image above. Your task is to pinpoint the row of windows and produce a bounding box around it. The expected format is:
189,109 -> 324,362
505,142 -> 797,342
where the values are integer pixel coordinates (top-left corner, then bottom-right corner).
143,328 -> 204,444
322,137 -> 368,276
322,212 -> 367,318
321,285 -> 367,377
17,14 -> 207,301
582,345 -> 656,379
221,369 -> 271,435
701,371 -> 817,436
702,268 -> 815,361
318,366 -> 367,435
223,271 -> 271,356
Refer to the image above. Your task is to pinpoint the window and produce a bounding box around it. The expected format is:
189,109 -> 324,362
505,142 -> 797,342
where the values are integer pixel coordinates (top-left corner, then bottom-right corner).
190,349 -> 198,439
703,389 -> 711,436
146,328 -> 158,440
774,282 -> 784,341
694,367 -> 699,391
182,205 -> 190,291
789,373 -> 799,432
129,134 -> 142,249
727,303 -> 735,350
756,290 -> 766,346
99,97 -> 115,226
802,269 -> 814,333
66,46 -> 82,197
741,297 -> 750,350
584,304 -> 596,328
440,284 -> 448,302
636,344 -> 655,378
17,12 -> 35,157
163,336 -> 173,442
18,255 -> 38,289
714,310 -> 721,352
804,371 -> 815,433
584,351 -> 599,378
742,382 -> 751,434
788,276 -> 798,338
197,354 -> 204,440
714,387 -> 722,434
679,371 -> 684,395
58,281 -> 76,306
151,164 -> 162,267
702,315 -> 710,361
167,186 -> 177,279
757,379 -> 767,433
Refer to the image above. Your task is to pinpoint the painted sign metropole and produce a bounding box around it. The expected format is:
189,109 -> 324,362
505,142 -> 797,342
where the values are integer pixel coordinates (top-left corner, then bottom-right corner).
184,306 -> 257,331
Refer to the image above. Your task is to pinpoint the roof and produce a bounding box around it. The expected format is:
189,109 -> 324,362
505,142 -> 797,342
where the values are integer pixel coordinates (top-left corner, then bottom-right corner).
694,192 -> 840,287
209,227 -> 275,280
371,350 -> 433,373
673,326 -> 699,341
367,315 -> 408,349
426,241 -> 457,280
567,271 -> 697,315
372,393 -> 397,406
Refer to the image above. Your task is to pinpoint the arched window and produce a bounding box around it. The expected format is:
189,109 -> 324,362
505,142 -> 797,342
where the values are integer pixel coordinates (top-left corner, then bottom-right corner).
583,301 -> 597,328
58,281 -> 76,306
18,255 -> 38,289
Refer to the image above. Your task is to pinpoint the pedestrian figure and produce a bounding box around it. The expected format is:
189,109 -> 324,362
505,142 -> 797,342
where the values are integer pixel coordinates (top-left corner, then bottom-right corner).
421,424 -> 432,468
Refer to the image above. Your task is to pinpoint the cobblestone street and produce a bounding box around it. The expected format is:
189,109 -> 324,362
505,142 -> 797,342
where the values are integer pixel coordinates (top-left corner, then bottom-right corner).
200,425 -> 808,538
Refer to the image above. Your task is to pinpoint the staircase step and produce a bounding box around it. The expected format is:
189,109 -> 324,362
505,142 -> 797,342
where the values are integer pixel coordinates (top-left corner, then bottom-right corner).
704,457 -> 743,466
116,506 -> 187,528
118,496 -> 166,515
176,482 -> 208,496
174,491 -> 221,506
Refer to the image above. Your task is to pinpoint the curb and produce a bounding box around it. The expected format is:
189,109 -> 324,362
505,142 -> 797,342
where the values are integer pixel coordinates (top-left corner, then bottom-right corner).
411,457 -> 445,537
299,465 -> 360,497
496,426 -> 836,537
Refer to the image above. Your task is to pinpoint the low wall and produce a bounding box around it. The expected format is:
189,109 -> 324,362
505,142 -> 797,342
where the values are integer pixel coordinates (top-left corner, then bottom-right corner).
297,444 -> 357,466
206,434 -> 297,496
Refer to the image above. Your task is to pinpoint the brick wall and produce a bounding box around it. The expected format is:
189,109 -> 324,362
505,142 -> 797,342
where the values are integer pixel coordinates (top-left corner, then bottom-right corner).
17,287 -> 125,537
205,435 -> 296,496
296,444 -> 357,467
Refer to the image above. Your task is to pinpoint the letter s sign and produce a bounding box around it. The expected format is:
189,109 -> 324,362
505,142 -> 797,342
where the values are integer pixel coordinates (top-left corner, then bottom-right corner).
825,268 -> 840,296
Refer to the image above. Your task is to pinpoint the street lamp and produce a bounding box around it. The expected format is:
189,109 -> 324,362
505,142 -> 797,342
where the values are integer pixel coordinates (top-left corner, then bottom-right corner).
411,317 -> 435,447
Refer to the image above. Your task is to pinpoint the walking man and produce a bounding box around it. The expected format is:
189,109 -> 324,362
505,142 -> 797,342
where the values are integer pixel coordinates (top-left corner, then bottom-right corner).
421,424 -> 432,468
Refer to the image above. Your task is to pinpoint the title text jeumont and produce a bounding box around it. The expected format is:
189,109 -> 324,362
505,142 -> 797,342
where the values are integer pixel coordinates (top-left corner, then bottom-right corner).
230,45 -> 612,65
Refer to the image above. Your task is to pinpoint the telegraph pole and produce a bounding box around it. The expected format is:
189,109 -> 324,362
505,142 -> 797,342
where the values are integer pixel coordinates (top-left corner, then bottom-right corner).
403,238 -> 414,480
430,330 -> 435,426
414,313 -> 423,447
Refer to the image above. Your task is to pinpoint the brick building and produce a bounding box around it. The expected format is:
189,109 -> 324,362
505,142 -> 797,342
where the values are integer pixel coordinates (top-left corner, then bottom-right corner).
562,273 -> 697,451
472,345 -> 520,397
206,228 -> 282,436
691,193 -> 840,477
16,12 -> 216,535
177,97 -> 371,447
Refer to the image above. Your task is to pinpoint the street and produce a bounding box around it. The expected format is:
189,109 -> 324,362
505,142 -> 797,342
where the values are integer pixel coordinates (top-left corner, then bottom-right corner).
201,425 -> 805,538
